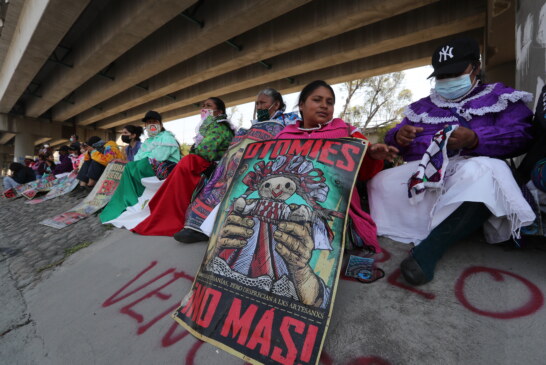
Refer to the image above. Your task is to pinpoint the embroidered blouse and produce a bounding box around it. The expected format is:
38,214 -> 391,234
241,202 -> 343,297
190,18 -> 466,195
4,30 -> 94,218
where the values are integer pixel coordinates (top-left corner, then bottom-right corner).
89,141 -> 124,166
190,114 -> 235,162
385,82 -> 534,162
134,130 -> 180,163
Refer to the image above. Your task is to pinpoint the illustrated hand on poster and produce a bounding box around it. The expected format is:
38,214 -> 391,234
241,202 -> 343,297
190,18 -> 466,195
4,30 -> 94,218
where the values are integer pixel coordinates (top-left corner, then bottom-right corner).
275,221 -> 323,307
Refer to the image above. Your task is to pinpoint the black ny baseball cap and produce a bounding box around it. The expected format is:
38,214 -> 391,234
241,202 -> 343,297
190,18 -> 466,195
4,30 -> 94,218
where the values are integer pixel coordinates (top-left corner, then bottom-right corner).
428,37 -> 480,78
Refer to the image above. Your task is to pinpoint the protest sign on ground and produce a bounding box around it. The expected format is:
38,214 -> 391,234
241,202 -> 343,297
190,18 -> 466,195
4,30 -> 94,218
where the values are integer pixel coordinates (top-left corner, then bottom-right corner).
40,160 -> 126,229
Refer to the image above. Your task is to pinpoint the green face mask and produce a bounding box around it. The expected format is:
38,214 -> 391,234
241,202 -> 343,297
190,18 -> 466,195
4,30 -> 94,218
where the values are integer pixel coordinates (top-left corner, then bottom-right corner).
256,108 -> 271,122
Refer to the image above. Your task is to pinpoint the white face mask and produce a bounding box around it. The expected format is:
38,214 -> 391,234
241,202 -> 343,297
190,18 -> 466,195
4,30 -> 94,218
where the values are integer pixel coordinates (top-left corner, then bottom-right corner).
200,109 -> 214,121
435,73 -> 474,100
146,123 -> 161,137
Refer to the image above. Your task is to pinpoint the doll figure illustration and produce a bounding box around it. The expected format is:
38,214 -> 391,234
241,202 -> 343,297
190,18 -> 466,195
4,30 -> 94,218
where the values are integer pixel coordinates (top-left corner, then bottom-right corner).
207,155 -> 343,308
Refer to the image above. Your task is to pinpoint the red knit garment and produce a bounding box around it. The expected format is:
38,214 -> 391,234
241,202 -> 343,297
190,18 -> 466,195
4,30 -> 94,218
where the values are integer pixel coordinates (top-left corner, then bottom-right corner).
132,154 -> 211,236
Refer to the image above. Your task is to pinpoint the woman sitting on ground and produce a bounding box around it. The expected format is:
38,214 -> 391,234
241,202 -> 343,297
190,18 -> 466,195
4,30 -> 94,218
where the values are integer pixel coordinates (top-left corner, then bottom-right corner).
121,125 -> 143,161
212,80 -> 397,306
273,80 -> 398,252
368,37 -> 535,286
3,162 -> 36,191
52,145 -> 74,176
68,143 -> 84,171
100,111 -> 181,223
77,136 -> 123,188
175,87 -> 298,243
129,97 -> 235,236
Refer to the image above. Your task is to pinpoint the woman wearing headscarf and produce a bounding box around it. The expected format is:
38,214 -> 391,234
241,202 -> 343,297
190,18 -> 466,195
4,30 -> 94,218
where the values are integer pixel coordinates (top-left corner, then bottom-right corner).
100,111 -> 181,222
369,37 -> 535,285
130,97 -> 235,236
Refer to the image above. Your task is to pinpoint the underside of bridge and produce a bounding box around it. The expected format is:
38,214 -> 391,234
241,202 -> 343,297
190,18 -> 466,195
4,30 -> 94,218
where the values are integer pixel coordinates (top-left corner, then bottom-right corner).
0,0 -> 533,166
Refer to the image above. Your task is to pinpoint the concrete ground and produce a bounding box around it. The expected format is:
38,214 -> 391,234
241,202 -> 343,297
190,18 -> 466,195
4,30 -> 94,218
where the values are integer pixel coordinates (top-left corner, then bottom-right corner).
2,212 -> 546,364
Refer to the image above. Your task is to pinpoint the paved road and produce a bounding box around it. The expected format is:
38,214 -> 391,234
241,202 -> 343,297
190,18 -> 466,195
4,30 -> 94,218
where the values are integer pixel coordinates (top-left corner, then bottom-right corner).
1,190 -> 546,364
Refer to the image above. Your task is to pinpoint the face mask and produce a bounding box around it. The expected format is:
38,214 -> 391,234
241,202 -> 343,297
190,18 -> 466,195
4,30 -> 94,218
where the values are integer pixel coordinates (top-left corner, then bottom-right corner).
200,109 -> 214,121
435,73 -> 473,100
121,135 -> 132,144
146,123 -> 161,137
256,103 -> 276,122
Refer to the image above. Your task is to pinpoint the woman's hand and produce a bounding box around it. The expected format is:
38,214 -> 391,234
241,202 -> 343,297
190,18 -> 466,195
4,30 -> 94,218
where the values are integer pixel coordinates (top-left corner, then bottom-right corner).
447,126 -> 478,150
395,125 -> 424,146
368,143 -> 399,162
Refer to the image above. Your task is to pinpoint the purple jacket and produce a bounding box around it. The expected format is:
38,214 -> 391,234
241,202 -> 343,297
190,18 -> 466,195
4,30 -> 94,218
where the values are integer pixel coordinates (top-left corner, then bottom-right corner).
385,82 -> 534,162
53,154 -> 74,174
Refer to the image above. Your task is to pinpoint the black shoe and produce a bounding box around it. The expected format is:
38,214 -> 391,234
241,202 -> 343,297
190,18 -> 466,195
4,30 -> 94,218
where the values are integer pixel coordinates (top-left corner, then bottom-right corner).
173,228 -> 209,244
400,256 -> 431,286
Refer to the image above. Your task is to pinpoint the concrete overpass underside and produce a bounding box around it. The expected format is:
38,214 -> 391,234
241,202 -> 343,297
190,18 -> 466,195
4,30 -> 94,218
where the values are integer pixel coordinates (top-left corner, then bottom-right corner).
0,0 -> 517,163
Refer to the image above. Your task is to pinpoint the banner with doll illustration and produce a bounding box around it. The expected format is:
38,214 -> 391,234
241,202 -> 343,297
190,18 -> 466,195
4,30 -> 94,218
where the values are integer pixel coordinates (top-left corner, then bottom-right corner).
40,160 -> 126,229
173,138 -> 367,365
184,120 -> 287,233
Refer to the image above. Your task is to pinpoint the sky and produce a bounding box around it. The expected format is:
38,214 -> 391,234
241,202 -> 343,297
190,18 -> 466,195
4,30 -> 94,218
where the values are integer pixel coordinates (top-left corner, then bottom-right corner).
155,65 -> 435,145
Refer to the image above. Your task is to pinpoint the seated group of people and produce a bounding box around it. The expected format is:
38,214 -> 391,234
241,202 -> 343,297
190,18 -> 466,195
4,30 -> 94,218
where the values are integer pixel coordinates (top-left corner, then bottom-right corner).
3,136 -> 85,191
5,37 -> 542,289
100,37 -> 541,287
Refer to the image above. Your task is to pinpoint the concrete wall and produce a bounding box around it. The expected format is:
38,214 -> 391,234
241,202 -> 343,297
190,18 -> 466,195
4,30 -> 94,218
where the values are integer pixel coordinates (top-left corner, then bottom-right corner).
516,0 -> 546,109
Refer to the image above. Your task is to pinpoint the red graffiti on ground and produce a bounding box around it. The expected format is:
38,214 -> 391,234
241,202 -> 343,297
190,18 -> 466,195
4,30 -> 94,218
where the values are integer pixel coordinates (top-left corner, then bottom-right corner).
102,260 -> 194,347
387,268 -> 436,300
454,266 -> 544,319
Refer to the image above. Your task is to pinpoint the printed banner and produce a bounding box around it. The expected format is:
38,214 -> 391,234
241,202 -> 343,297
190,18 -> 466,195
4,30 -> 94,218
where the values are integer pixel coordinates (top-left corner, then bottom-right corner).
25,171 -> 79,205
173,138 -> 367,365
40,160 -> 126,229
3,174 -> 57,199
185,121 -> 287,232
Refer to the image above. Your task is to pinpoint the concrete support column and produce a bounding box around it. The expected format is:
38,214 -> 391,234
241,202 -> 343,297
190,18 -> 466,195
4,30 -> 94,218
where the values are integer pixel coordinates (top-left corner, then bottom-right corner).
515,0 -> 546,107
0,153 -> 6,176
13,132 -> 35,163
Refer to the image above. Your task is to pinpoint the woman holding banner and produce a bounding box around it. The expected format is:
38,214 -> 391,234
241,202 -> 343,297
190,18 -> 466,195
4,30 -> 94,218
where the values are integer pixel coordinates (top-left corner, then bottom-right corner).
214,80 -> 398,307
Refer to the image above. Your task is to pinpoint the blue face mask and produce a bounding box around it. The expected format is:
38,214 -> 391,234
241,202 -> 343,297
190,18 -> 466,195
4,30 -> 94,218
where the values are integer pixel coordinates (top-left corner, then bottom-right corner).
435,73 -> 473,100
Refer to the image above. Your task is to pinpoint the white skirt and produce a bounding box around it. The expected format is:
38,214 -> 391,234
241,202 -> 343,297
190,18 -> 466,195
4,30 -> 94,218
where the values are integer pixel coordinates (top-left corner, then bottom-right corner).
368,157 -> 535,244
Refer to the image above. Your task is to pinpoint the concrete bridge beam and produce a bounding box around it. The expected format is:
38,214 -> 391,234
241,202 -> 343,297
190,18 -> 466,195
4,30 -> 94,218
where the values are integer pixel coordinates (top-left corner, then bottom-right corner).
96,1 -> 484,129
74,0 -> 437,126
50,0 -> 311,122
0,0 -> 24,72
24,0 -> 197,118
0,0 -> 90,113
0,115 -> 63,140
0,132 -> 15,145
111,32 -> 481,128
